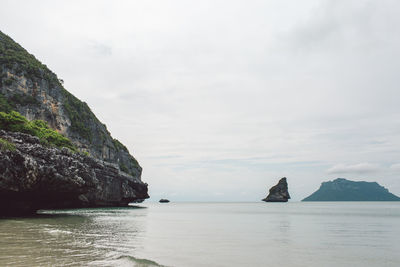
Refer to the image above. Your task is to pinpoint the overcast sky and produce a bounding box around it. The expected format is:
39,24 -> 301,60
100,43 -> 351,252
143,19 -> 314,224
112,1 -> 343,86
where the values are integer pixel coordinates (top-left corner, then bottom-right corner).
1,0 -> 400,201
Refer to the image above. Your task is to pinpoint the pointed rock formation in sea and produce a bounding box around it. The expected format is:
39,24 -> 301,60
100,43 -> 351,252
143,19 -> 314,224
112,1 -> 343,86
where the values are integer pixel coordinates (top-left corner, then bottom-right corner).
262,177 -> 291,202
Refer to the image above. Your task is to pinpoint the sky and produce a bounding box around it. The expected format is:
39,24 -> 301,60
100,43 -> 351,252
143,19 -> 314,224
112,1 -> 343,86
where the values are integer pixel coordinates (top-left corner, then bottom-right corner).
1,0 -> 400,201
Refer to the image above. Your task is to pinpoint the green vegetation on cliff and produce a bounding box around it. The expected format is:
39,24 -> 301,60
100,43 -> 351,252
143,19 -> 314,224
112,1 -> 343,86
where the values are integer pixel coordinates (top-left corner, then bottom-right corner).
0,31 -> 59,87
0,92 -> 39,113
0,31 -> 94,141
62,90 -> 94,141
0,31 -> 87,134
0,30 -> 142,176
112,138 -> 127,151
0,137 -> 15,151
0,92 -> 13,113
1,90 -> 81,152
9,93 -> 39,106
0,31 -> 121,149
0,110 -> 75,151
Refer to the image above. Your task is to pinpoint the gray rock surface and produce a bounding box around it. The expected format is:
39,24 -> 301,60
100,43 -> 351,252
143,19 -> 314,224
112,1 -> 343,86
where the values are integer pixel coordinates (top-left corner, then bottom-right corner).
0,130 -> 148,215
262,177 -> 291,202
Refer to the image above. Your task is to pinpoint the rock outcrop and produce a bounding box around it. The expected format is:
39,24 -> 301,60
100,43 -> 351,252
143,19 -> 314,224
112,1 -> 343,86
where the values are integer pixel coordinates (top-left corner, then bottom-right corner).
262,177 -> 290,202
0,30 -> 140,179
159,199 -> 170,203
302,178 -> 400,201
0,130 -> 148,216
0,31 -> 149,215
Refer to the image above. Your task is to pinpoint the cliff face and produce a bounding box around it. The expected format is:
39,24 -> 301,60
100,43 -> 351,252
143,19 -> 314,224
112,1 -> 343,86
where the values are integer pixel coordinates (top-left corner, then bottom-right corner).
302,178 -> 400,201
0,130 -> 148,216
0,31 -> 149,215
0,30 -> 140,178
262,177 -> 291,202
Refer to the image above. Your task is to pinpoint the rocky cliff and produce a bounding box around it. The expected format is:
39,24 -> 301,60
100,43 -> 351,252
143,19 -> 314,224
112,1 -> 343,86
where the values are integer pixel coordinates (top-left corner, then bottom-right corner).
0,31 -> 149,215
0,30 -> 140,177
262,177 -> 291,202
302,178 -> 400,201
0,130 -> 148,216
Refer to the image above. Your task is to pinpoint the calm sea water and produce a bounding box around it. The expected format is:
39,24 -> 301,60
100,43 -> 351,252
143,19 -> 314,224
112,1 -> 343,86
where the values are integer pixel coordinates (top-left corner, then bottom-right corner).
0,202 -> 399,267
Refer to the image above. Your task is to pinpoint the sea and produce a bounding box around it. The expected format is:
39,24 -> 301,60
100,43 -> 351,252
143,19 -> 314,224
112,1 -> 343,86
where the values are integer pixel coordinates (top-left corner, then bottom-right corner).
0,202 -> 399,267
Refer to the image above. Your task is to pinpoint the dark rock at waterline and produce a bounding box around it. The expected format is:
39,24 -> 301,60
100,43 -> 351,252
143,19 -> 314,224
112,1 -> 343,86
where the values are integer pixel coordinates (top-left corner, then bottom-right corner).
262,177 -> 291,202
159,199 -> 170,203
0,130 -> 149,216
302,178 -> 400,201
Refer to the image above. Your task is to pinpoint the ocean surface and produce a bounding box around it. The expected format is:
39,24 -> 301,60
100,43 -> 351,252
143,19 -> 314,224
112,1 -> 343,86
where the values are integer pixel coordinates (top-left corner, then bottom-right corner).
1,202 -> 399,267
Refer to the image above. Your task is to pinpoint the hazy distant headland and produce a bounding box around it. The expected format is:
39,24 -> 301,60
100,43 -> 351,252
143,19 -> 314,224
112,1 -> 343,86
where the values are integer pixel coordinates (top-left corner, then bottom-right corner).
303,178 -> 400,201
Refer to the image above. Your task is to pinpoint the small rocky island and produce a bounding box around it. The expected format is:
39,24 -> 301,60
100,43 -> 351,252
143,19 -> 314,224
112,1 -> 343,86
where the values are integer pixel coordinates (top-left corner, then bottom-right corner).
303,178 -> 400,201
159,199 -> 170,203
262,177 -> 291,202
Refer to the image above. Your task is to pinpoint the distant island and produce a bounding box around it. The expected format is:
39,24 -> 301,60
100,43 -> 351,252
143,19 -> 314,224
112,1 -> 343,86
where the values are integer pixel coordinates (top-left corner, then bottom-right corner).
303,178 -> 400,201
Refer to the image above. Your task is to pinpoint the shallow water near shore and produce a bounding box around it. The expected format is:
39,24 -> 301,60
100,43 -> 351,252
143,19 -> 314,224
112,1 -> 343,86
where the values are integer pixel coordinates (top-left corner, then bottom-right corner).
1,202 -> 399,267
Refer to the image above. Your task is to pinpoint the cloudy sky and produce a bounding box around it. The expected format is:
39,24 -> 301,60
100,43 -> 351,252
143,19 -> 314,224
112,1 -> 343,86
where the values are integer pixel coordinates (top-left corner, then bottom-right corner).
1,0 -> 400,201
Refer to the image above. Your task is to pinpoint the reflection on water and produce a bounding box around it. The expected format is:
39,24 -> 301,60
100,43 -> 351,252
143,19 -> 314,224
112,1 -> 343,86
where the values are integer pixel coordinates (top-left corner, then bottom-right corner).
1,203 -> 400,267
0,206 -> 162,267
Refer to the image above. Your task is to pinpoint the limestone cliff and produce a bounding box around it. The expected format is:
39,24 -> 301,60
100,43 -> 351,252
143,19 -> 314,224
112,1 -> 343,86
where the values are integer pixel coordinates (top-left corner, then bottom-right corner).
0,30 -> 140,178
0,31 -> 149,215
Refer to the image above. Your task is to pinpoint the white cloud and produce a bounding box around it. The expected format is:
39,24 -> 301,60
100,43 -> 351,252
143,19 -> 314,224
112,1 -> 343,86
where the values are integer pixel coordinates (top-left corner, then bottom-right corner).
88,41 -> 112,56
327,163 -> 381,175
390,163 -> 400,171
